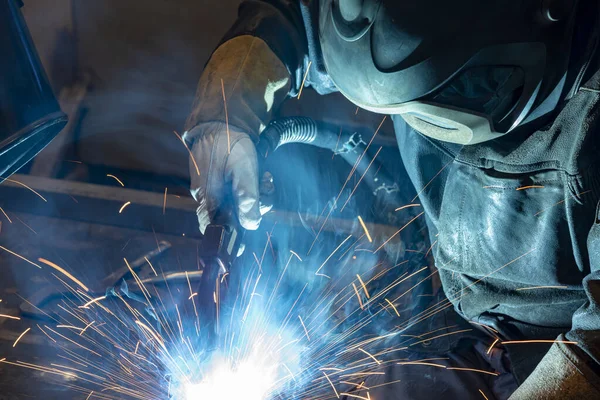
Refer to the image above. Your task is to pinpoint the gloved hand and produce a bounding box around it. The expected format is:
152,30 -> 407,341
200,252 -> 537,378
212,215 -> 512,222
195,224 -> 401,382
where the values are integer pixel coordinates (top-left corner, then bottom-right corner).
183,35 -> 291,234
186,121 -> 262,235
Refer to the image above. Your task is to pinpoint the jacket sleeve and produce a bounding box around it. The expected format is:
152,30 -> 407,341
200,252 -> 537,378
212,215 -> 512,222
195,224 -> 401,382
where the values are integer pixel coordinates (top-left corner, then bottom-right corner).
220,0 -> 308,93
510,201 -> 600,399
184,0 -> 308,138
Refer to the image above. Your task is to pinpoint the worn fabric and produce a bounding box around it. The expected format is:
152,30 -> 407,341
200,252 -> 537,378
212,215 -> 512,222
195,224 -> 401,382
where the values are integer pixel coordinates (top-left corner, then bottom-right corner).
184,35 -> 290,136
187,0 -> 600,397
184,122 -> 262,233
340,338 -> 518,400
183,36 -> 289,234
509,336 -> 600,399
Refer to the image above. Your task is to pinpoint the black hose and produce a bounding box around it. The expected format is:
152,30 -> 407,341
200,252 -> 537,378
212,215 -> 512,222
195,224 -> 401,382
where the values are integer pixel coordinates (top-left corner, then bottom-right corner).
257,116 -> 401,206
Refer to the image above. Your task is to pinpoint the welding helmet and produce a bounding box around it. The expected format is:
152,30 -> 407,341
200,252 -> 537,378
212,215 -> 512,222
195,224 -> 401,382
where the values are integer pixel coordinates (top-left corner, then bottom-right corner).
319,0 -> 582,144
0,0 -> 67,181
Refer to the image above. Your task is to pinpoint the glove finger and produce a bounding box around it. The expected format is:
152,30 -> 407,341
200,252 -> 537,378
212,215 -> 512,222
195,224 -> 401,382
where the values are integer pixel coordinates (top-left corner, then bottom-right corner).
190,130 -> 224,234
227,136 -> 261,230
259,171 -> 275,216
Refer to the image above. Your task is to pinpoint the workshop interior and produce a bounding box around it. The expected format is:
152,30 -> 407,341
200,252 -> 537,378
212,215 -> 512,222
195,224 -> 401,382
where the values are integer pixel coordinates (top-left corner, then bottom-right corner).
0,1 -> 427,398
2,0 -> 599,399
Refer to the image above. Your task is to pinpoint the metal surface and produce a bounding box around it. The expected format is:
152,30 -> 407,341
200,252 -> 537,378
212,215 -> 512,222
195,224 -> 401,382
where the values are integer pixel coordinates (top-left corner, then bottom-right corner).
19,240 -> 172,320
0,174 -> 400,238
0,0 -> 68,180
0,173 -> 201,237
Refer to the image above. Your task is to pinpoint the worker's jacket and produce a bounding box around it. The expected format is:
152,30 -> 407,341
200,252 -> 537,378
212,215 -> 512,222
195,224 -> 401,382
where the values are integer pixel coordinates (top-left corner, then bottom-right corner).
185,0 -> 600,397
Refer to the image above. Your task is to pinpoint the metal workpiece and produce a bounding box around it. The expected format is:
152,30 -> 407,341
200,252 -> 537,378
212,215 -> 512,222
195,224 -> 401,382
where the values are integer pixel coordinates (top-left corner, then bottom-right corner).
0,0 -> 67,180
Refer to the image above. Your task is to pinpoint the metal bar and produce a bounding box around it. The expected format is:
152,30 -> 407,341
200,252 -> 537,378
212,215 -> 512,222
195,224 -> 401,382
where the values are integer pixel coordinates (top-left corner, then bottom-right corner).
0,174 -> 400,239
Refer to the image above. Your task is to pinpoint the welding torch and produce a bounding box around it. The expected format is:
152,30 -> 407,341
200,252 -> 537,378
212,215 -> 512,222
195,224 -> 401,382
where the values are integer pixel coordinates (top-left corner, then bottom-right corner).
196,116 -> 400,349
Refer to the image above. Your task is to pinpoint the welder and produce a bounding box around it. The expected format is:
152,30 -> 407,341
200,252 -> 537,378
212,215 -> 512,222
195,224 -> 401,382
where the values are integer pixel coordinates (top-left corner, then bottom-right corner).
183,0 -> 600,398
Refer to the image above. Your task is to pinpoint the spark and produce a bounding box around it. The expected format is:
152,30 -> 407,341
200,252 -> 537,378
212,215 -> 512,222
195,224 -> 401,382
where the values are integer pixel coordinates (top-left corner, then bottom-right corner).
397,361 -> 446,368
515,285 -> 568,291
0,245 -> 41,268
118,201 -> 131,214
85,391 -> 94,400
340,372 -> 385,377
14,215 -> 37,235
501,340 -> 578,345
220,78 -> 231,154
358,348 -> 381,365
298,315 -> 310,341
411,161 -> 451,202
36,324 -> 55,342
79,296 -> 107,308
340,393 -> 369,400
315,234 -> 353,276
144,256 -> 158,276
356,274 -> 370,299
79,321 -> 95,336
516,185 -> 545,191
340,146 -> 383,211
56,325 -> 84,331
375,212 -> 425,253
44,325 -> 101,356
0,207 -> 12,223
409,329 -> 472,347
135,320 -> 167,350
535,199 -> 566,216
290,250 -> 303,261
174,130 -> 200,176
163,187 -> 167,215
424,240 -> 437,258
322,371 -> 340,398
406,357 -> 449,362
395,203 -> 421,212
357,216 -> 372,243
185,271 -> 198,318
188,293 -> 198,300
479,389 -> 490,400
486,338 -> 499,354
446,367 -> 499,376
297,60 -> 312,99
469,321 -> 499,333
341,381 -> 369,390
333,127 -> 343,158
253,252 -> 263,273
12,328 -> 31,347
534,191 -> 589,216
352,283 -> 364,310
221,272 -> 229,283
385,299 -> 400,317
3,178 -> 47,202
106,174 -> 124,186
38,258 -> 89,292
308,117 -> 386,255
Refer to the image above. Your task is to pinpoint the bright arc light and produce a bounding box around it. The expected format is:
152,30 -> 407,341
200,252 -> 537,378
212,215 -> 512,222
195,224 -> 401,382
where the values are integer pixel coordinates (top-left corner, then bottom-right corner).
184,351 -> 278,400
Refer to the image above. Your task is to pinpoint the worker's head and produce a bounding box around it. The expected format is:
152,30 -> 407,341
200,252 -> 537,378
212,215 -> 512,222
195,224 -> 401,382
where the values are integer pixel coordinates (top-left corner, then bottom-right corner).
320,0 -> 591,144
